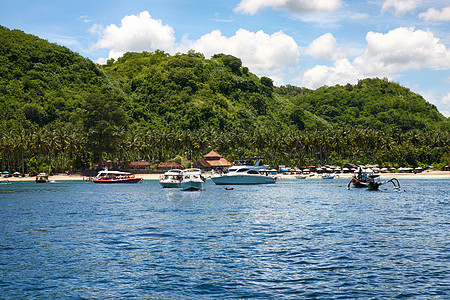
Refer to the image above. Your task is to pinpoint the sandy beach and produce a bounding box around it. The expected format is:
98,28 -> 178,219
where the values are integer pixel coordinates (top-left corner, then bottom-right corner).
3,170 -> 450,182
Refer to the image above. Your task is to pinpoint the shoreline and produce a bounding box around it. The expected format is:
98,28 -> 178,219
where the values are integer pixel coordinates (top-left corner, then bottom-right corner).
3,170 -> 450,182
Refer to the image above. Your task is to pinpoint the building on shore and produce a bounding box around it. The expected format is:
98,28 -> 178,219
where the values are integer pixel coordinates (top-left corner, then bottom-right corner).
157,161 -> 184,171
129,161 -> 151,170
193,150 -> 232,171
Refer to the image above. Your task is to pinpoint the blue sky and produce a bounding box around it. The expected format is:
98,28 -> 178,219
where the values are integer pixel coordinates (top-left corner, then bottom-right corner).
1,0 -> 450,116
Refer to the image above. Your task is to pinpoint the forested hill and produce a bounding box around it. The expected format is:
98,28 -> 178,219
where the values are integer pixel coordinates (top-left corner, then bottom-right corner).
102,52 -> 449,132
0,26 -> 110,127
0,25 -> 448,133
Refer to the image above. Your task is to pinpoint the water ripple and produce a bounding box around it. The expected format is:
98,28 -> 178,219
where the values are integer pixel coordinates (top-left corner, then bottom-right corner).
0,179 -> 449,299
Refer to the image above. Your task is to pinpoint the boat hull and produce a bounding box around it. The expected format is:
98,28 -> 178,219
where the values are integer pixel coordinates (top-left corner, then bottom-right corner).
93,178 -> 142,184
211,174 -> 276,185
159,181 -> 181,188
352,181 -> 368,188
181,180 -> 204,191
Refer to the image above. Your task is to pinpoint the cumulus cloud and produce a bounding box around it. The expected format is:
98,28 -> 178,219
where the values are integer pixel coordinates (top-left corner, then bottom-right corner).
235,0 -> 341,15
182,29 -> 300,77
353,27 -> 450,75
381,0 -> 421,15
92,11 -> 176,63
304,33 -> 341,61
419,6 -> 450,21
298,27 -> 450,89
299,59 -> 363,89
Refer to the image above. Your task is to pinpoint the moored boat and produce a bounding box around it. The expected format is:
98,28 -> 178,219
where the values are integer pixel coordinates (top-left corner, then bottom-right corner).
181,168 -> 205,191
348,168 -> 400,191
159,169 -> 183,188
92,170 -> 142,184
321,174 -> 336,179
36,173 -> 49,183
211,159 -> 276,185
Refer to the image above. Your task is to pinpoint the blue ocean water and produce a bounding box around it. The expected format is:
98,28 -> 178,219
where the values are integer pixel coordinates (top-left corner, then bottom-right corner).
0,178 -> 449,299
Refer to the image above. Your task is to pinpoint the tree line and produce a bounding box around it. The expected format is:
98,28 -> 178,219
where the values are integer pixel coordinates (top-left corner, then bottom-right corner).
1,26 -> 449,173
2,124 -> 449,174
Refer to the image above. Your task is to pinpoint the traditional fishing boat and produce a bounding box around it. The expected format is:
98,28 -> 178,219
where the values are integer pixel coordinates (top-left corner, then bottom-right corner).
159,169 -> 183,188
35,173 -> 49,183
348,168 -> 400,190
92,170 -> 142,184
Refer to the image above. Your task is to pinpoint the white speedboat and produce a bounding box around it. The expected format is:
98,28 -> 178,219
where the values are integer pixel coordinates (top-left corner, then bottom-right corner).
211,159 -> 276,185
181,168 -> 205,191
159,169 -> 183,188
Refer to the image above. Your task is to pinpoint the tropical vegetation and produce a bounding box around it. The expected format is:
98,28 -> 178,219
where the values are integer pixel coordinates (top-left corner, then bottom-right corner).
1,26 -> 449,174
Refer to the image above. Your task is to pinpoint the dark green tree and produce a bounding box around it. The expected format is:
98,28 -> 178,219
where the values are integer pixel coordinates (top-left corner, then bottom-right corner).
82,91 -> 128,168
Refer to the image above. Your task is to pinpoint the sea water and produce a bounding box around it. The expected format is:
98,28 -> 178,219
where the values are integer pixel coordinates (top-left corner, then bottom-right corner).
0,178 -> 449,299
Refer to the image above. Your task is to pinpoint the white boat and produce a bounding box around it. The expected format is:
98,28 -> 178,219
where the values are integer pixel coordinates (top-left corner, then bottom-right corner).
92,170 -> 142,183
181,168 -> 205,191
159,169 -> 183,188
295,175 -> 307,179
321,174 -> 336,179
211,159 -> 276,185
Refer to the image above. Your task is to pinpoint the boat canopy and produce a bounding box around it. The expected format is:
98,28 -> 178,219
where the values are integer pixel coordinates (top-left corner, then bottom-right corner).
97,170 -> 132,176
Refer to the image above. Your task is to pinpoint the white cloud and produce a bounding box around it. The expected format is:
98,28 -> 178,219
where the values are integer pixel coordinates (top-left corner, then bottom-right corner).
304,33 -> 340,61
421,91 -> 450,117
381,0 -> 421,15
353,27 -> 450,75
298,27 -> 450,90
299,59 -> 363,89
92,11 -> 176,62
77,15 -> 92,23
419,6 -> 450,21
235,0 -> 341,15
182,29 -> 300,77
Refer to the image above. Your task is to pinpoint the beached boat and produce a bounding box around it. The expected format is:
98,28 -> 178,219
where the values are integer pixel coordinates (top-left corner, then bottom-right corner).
181,168 -> 205,191
92,170 -> 142,184
321,174 -> 335,179
295,175 -> 307,179
159,169 -> 183,188
211,159 -> 276,185
35,173 -> 49,183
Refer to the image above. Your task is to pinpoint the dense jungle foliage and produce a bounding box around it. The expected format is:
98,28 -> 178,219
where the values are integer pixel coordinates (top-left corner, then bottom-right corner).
1,26 -> 449,174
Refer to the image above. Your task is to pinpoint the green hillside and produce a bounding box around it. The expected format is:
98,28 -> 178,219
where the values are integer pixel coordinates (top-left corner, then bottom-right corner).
0,26 -> 449,173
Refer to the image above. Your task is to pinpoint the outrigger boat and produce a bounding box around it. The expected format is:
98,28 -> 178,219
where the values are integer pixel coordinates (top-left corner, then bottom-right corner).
348,168 -> 400,190
92,170 -> 142,184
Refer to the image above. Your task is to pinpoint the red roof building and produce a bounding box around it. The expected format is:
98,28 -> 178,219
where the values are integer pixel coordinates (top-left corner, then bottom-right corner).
129,161 -> 151,169
193,151 -> 232,170
157,161 -> 183,171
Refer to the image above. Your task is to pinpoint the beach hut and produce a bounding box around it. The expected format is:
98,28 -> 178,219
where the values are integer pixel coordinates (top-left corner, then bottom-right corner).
194,151 -> 232,171
157,161 -> 183,171
129,161 -> 151,170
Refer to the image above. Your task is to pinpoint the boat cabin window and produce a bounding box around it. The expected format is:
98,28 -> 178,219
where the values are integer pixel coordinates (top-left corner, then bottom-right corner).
236,168 -> 249,173
247,170 -> 259,174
